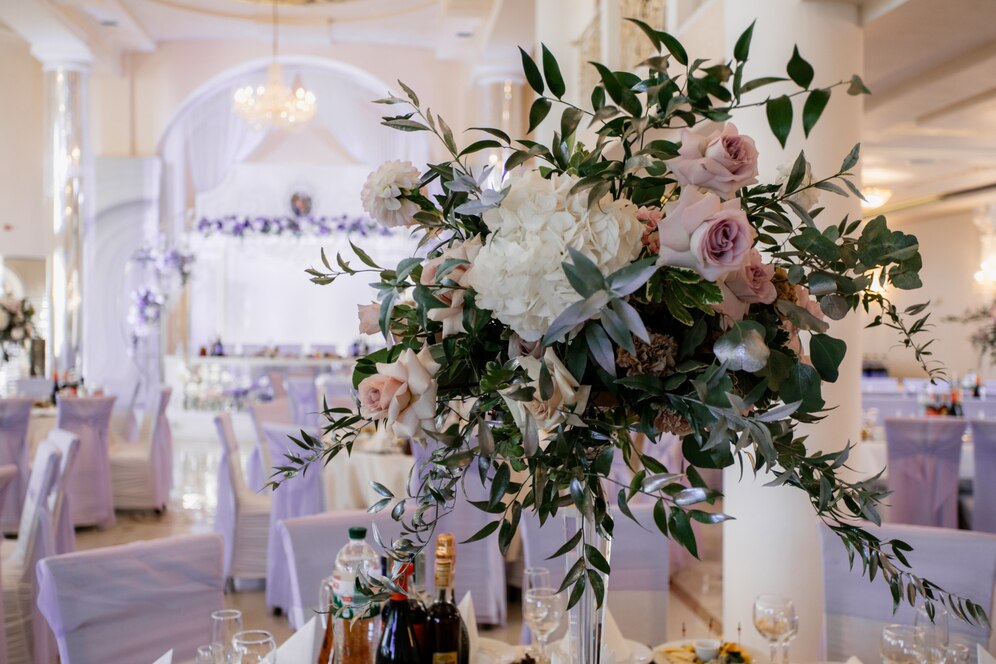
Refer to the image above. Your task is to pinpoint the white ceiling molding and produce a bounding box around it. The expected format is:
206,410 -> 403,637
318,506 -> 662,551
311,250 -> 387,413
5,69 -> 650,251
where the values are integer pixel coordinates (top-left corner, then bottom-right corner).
0,0 -> 93,66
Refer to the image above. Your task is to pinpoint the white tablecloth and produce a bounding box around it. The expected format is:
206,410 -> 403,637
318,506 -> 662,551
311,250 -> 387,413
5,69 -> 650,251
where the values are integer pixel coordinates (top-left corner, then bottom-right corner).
322,450 -> 412,512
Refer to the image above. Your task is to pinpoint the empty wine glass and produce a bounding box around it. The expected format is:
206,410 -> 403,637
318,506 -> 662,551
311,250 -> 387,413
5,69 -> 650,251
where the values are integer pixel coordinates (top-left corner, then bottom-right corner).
753,595 -> 798,664
944,643 -> 970,664
210,609 -> 243,663
524,567 -> 552,593
232,630 -> 277,664
524,588 -> 565,663
195,644 -> 222,664
914,604 -> 950,662
881,624 -> 926,664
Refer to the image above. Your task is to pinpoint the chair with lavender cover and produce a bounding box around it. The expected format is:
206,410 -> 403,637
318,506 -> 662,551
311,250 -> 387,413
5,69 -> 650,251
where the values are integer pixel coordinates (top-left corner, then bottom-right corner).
640,434 -> 704,576
36,533 -> 225,664
863,396 -> 921,427
413,439 -> 508,625
2,440 -> 62,664
884,417 -> 966,527
0,397 -> 32,533
0,463 -> 19,662
819,523 -> 996,662
969,420 -> 996,534
861,376 -> 900,394
963,400 -> 991,421
284,376 -> 320,428
246,397 -> 291,493
109,387 -> 173,511
316,371 -> 354,410
13,379 -> 50,402
46,429 -> 81,555
263,423 -> 325,613
214,413 -> 270,586
55,395 -> 116,527
278,509 -> 404,630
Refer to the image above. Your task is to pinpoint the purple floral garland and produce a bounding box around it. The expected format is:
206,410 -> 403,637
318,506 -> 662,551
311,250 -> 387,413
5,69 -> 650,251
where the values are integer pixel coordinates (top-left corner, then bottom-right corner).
194,214 -> 392,239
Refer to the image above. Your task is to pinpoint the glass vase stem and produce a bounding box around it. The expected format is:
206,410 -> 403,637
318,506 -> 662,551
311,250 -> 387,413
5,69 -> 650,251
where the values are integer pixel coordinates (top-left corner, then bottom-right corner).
563,507 -> 611,664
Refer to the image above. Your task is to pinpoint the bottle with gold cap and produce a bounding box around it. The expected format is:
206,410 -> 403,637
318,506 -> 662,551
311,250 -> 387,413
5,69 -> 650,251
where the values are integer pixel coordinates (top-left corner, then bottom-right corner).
423,533 -> 464,664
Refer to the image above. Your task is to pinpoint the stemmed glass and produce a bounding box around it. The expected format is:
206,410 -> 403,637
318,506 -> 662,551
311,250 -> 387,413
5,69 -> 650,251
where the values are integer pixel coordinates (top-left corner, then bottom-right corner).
881,624 -> 926,664
753,595 -> 798,664
914,604 -> 950,662
210,609 -> 243,664
232,630 -> 277,664
195,644 -> 222,664
523,568 -> 552,656
523,588 -> 565,663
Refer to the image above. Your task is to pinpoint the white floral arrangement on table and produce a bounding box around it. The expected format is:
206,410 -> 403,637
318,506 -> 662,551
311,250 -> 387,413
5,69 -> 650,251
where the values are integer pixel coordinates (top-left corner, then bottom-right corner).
0,293 -> 36,363
278,20 -> 985,626
126,238 -> 194,350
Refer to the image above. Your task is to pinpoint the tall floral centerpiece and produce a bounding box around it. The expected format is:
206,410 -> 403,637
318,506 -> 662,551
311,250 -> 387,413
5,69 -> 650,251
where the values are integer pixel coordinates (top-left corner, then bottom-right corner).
0,293 -> 36,364
280,20 -> 987,656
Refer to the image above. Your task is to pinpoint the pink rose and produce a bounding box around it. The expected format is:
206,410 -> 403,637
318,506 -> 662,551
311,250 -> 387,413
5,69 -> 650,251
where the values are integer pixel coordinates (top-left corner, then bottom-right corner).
419,236 -> 483,337
357,347 -> 440,438
637,207 -> 662,253
657,187 -> 755,282
666,123 -> 759,200
714,250 -> 776,324
783,285 -> 825,361
357,302 -> 381,335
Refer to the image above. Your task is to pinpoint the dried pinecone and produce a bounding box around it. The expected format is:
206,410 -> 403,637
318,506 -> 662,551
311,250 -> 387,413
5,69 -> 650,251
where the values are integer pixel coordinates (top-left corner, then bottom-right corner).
616,333 -> 678,377
772,267 -> 797,303
655,408 -> 692,437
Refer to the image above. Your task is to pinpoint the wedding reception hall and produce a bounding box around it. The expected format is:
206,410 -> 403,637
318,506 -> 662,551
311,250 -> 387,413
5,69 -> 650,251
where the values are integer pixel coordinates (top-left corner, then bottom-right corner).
2,0 -> 996,662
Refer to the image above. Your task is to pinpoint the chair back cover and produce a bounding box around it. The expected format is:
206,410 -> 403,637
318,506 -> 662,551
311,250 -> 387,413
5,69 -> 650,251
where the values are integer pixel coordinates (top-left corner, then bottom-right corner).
46,428 -> 81,554
267,370 -> 287,398
0,397 -> 32,532
36,533 -> 225,664
246,397 -> 291,492
56,395 -> 116,527
0,463 -> 16,663
14,378 -> 51,401
863,396 -> 921,426
213,413 -> 248,578
284,376 -> 320,428
860,376 -> 901,394
151,387 -> 174,505
820,523 -> 996,662
264,423 -> 324,611
884,417 -> 965,527
963,400 -> 992,421
315,372 -> 354,410
970,420 -> 996,534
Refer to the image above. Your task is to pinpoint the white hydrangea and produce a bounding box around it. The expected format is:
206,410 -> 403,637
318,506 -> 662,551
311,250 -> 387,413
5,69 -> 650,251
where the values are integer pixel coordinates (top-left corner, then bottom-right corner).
467,170 -> 643,342
775,160 -> 820,211
360,160 -> 421,227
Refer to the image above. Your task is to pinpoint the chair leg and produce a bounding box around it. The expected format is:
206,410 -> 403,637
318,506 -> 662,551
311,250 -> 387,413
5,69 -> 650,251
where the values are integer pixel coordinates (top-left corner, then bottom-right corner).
225,577 -> 235,594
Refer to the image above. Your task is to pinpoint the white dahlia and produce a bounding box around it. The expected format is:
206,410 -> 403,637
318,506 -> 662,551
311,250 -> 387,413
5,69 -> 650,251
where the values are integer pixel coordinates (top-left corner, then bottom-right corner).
467,170 -> 643,342
360,160 -> 421,227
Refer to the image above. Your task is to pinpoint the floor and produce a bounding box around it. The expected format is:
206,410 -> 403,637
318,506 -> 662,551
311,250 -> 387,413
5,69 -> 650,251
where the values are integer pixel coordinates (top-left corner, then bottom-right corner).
74,409 -> 724,648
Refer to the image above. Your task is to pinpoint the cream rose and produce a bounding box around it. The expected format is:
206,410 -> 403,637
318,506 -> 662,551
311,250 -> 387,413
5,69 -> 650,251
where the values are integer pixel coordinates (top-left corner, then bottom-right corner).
357,347 -> 440,438
357,302 -> 381,335
360,160 -> 421,228
419,235 -> 483,337
775,160 -> 820,211
657,187 -> 755,281
502,348 -> 591,435
666,123 -> 759,199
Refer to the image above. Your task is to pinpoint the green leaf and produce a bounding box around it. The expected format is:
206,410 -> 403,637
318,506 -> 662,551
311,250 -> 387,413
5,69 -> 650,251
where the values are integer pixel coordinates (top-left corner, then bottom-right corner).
847,74 -> 871,96
786,46 -> 814,88
560,106 -> 584,139
547,529 -> 583,560
658,31 -> 688,66
803,89 -> 831,137
519,47 -> 544,95
397,80 -> 420,107
741,76 -> 788,94
840,143 -> 861,172
488,463 -> 511,508
590,62 -> 623,107
462,520 -> 500,544
528,98 -> 552,133
458,139 -> 502,157
714,321 -> 770,373
734,21 -> 755,62
542,44 -> 566,98
625,18 -> 662,51
350,240 -> 380,269
785,151 -> 808,194
810,333 -> 847,382
766,95 -> 793,148
781,362 -> 824,412
585,544 -> 612,576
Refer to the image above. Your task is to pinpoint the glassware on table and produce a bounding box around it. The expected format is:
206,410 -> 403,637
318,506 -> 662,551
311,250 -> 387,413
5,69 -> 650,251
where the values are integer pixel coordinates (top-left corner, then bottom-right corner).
195,644 -> 222,664
752,595 -> 798,664
523,567 -> 552,593
232,630 -> 277,664
210,609 -> 243,663
943,643 -> 970,664
881,624 -> 926,664
523,587 -> 565,663
914,604 -> 950,662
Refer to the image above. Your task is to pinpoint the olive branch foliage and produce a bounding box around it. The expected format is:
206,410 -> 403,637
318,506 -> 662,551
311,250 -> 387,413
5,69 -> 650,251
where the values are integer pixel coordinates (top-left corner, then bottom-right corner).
275,20 -> 985,626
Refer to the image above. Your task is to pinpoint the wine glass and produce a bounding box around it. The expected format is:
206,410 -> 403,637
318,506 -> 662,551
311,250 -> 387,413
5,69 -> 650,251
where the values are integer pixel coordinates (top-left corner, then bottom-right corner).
944,643 -> 970,664
523,588 -> 565,663
232,630 -> 277,664
523,567 -> 552,593
914,604 -> 950,662
210,609 -> 243,663
881,624 -> 926,664
195,644 -> 222,664
753,595 -> 798,664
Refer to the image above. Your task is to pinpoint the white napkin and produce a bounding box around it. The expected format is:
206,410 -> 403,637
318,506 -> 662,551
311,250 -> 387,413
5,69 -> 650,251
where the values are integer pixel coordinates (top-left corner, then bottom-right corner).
978,645 -> 996,664
151,651 -> 172,664
458,591 -> 479,656
277,616 -> 321,661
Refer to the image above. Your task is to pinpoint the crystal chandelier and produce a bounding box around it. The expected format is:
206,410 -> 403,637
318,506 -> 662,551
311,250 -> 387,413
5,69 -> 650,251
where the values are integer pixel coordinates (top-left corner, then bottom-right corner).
233,0 -> 317,130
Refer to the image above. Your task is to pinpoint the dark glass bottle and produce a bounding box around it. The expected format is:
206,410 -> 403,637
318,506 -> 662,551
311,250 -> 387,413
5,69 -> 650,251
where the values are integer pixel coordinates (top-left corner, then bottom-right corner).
409,552 -> 428,650
423,534 -> 462,664
377,562 -> 422,664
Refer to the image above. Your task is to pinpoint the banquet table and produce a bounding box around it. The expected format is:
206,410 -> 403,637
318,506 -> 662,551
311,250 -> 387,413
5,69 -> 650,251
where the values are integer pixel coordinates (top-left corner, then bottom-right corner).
321,449 -> 412,511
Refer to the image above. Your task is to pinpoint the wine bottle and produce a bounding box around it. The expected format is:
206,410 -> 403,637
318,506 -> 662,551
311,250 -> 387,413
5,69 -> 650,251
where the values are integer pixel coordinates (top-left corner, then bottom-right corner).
377,562 -> 422,664
409,551 -> 428,650
423,534 -> 463,664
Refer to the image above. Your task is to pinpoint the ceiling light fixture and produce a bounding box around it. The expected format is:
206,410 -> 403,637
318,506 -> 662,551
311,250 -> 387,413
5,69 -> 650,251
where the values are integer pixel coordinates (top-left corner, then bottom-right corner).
861,186 -> 892,210
233,0 -> 317,131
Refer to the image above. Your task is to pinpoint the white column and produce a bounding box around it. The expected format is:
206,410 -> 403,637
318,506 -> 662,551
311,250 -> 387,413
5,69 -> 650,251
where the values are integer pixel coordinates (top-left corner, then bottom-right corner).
44,61 -> 91,381
713,1 -> 863,659
470,69 -> 526,172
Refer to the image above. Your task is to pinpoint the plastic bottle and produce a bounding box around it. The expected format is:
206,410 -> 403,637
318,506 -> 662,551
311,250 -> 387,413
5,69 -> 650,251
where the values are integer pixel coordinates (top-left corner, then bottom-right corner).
331,527 -> 381,663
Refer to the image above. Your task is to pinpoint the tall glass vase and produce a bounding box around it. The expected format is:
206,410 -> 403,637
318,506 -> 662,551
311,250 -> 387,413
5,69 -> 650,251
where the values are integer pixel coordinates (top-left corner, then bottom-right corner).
562,507 -> 612,664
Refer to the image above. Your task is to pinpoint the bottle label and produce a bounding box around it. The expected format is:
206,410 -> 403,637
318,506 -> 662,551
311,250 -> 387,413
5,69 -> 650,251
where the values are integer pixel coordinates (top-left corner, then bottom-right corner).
434,559 -> 453,590
432,654 -> 458,664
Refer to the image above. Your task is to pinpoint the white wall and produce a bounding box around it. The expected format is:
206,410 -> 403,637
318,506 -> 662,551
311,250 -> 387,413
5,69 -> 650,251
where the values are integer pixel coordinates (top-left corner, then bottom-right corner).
0,33 -> 46,258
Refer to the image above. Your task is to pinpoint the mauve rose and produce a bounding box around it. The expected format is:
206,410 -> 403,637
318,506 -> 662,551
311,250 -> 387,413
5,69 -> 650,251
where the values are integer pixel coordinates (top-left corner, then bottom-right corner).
691,207 -> 755,281
783,285 -> 825,361
357,302 -> 381,335
637,207 -> 662,253
714,250 -> 776,323
666,123 -> 759,199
